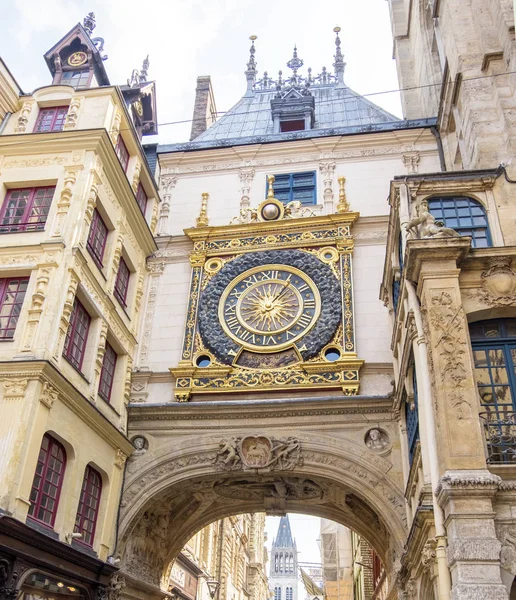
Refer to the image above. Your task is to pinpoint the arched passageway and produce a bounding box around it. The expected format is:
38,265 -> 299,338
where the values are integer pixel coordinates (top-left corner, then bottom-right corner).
116,418 -> 407,599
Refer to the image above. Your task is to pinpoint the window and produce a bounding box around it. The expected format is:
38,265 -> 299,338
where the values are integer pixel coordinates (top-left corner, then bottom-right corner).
99,341 -> 117,402
267,172 -> 316,205
274,588 -> 281,600
34,107 -> 68,133
61,69 -> 90,89
63,298 -> 91,371
286,588 -> 293,600
0,277 -> 28,340
74,465 -> 102,546
427,196 -> 491,248
280,119 -> 305,132
87,209 -> 108,269
136,183 -> 147,215
115,135 -> 129,172
405,366 -> 420,466
0,187 -> 55,233
28,434 -> 66,527
114,257 -> 130,307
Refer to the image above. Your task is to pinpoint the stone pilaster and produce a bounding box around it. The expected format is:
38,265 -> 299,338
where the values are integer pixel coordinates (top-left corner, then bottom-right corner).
437,471 -> 508,600
406,237 -> 486,471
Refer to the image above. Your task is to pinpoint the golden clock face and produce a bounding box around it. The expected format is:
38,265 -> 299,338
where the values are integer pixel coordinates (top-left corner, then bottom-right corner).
67,51 -> 87,67
134,100 -> 143,116
219,265 -> 321,352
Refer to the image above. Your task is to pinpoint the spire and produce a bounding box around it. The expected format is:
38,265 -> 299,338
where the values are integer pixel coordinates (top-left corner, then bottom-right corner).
273,515 -> 296,548
245,35 -> 258,94
333,26 -> 345,87
287,45 -> 304,76
83,12 -> 96,36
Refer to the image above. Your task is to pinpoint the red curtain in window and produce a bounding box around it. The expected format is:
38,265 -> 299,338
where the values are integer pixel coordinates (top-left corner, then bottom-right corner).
0,187 -> 55,232
34,107 -> 68,132
28,434 -> 66,527
74,465 -> 102,546
63,299 -> 91,370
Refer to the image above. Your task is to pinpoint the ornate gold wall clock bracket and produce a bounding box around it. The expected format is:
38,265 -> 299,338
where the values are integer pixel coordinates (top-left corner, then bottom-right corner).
172,209 -> 364,402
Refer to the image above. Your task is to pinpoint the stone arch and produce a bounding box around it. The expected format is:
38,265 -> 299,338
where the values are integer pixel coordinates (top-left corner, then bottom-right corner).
117,432 -> 406,594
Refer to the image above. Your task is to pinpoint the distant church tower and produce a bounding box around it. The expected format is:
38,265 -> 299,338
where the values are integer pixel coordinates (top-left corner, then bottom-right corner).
269,516 -> 298,600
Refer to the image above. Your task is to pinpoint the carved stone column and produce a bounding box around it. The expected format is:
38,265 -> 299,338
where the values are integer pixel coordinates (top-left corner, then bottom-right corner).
131,158 -> 142,193
137,261 -> 164,368
15,100 -> 35,133
91,320 -> 108,402
319,161 -> 336,213
158,175 -> 177,235
80,169 -> 102,248
437,473 -> 508,599
238,167 -> 255,209
19,267 -> 52,354
51,166 -> 83,238
53,271 -> 80,361
63,96 -> 82,130
110,107 -> 122,145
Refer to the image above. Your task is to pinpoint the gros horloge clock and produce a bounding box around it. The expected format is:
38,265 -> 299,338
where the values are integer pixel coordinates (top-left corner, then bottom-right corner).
198,249 -> 341,367
169,189 -> 363,401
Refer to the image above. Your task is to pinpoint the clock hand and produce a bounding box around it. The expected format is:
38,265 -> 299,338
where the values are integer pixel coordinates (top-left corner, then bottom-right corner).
273,276 -> 293,303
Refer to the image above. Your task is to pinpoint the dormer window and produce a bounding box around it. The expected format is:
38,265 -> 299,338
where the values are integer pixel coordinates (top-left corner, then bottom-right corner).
61,69 -> 90,89
280,119 -> 305,132
34,107 -> 68,133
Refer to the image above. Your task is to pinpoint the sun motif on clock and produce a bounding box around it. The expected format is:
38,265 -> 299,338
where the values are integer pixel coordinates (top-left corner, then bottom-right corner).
67,51 -> 87,67
219,265 -> 320,352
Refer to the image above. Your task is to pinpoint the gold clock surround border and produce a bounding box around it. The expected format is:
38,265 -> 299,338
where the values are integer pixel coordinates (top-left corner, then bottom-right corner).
170,213 -> 363,401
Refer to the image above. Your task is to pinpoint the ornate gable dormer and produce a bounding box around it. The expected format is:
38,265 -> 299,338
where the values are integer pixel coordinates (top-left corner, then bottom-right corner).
271,80 -> 315,133
43,12 -> 110,89
120,56 -> 158,138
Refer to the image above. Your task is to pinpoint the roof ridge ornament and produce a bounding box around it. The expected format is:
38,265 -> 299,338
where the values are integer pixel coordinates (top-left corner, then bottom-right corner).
83,12 -> 96,36
140,55 -> 149,82
245,35 -> 258,94
333,26 -> 346,87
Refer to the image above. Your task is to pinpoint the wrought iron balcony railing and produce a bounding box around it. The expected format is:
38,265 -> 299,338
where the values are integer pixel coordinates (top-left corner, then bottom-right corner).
480,411 -> 516,464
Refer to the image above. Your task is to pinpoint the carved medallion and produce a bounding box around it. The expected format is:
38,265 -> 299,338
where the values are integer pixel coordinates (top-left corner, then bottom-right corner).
214,435 -> 302,471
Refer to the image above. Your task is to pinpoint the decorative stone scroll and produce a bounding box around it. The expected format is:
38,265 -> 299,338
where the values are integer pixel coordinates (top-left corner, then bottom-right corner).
213,435 -> 302,471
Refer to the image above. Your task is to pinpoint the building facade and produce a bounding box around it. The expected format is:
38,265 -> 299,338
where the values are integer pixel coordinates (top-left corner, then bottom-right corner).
269,516 -> 298,600
167,515 -> 268,600
0,13 -> 159,600
2,2 -> 516,600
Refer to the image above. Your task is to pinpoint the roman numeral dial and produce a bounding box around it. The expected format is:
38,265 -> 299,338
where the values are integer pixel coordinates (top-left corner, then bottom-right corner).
219,265 -> 321,352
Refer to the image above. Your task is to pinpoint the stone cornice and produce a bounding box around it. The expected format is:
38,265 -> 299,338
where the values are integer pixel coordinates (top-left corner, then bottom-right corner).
404,237 -> 471,284
128,395 -> 394,425
0,129 -> 157,256
0,360 -> 133,454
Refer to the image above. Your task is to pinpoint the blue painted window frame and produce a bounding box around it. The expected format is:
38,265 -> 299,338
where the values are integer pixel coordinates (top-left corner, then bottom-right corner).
405,365 -> 420,466
427,196 -> 492,248
266,172 -> 316,206
470,319 -> 516,415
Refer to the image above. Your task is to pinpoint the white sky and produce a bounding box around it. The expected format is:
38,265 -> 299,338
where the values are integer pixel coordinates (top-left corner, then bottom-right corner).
265,514 -> 321,568
2,0 -> 402,144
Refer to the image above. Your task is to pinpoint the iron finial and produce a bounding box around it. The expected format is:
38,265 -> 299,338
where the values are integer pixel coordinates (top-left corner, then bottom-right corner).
333,26 -> 345,87
245,35 -> 258,93
83,12 -> 96,35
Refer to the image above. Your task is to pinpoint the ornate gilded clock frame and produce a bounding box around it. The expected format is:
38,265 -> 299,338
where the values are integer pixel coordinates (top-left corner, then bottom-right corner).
170,211 -> 364,402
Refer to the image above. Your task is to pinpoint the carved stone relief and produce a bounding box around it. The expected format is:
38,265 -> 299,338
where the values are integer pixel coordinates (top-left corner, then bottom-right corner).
365,428 -> 390,452
478,256 -> 516,305
238,167 -> 255,209
213,436 -> 302,471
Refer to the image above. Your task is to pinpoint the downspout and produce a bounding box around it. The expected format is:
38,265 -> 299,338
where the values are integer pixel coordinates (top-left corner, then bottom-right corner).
430,126 -> 447,172
216,518 -> 225,600
406,281 -> 451,600
0,112 -> 12,136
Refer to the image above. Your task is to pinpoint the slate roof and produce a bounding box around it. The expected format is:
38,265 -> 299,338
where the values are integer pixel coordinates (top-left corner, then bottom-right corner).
273,515 -> 296,548
195,84 -> 398,142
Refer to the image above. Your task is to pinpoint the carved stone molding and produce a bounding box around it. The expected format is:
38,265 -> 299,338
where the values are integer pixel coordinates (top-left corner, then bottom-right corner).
63,96 -> 82,131
39,381 -> 59,409
499,525 -> 516,576
115,449 -> 128,469
15,100 -> 35,133
3,378 -> 28,401
96,573 -> 126,600
436,470 -> 502,502
319,161 -> 336,212
421,538 -> 437,575
52,167 -> 82,238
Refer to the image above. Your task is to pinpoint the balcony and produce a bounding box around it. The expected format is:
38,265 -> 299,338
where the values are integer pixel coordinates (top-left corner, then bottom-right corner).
480,411 -> 516,463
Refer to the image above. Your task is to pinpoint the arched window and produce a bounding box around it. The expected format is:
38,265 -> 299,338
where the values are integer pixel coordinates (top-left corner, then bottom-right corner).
470,319 -> 516,462
275,554 -> 278,572
286,588 -> 293,600
427,196 -> 491,248
279,552 -> 283,572
28,434 -> 66,527
74,465 -> 102,546
275,587 -> 282,600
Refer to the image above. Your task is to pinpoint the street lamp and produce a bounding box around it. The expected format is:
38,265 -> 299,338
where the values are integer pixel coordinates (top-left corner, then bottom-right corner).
206,579 -> 220,600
